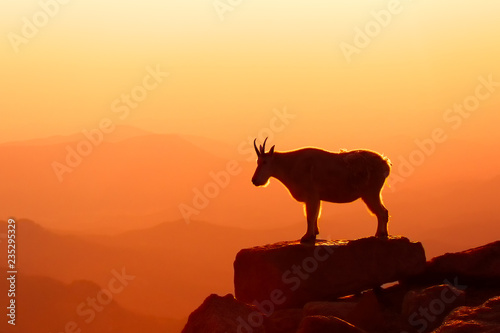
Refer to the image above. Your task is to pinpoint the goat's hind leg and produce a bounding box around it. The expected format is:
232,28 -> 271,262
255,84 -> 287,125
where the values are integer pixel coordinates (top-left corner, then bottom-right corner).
362,193 -> 389,238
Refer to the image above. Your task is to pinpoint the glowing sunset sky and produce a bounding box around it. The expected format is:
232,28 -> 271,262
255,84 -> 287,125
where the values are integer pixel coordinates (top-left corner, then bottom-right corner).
1,1 -> 499,149
1,3 -> 500,325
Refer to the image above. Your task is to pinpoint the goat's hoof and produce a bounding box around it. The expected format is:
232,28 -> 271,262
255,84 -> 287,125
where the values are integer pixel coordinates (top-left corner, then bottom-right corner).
300,235 -> 316,244
375,232 -> 389,239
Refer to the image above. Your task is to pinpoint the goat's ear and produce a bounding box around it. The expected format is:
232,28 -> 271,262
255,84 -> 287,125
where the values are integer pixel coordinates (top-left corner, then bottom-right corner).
269,145 -> 275,155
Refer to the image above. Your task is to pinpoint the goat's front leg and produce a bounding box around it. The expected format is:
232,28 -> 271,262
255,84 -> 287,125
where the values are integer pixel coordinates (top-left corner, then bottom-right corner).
300,199 -> 321,244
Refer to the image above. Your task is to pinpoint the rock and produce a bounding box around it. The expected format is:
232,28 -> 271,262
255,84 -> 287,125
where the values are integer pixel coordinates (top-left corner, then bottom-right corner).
303,300 -> 357,319
402,284 -> 466,333
346,290 -> 386,331
432,296 -> 500,333
304,290 -> 385,332
296,315 -> 367,333
234,236 -> 426,310
418,241 -> 500,286
181,294 -> 266,333
265,308 -> 304,333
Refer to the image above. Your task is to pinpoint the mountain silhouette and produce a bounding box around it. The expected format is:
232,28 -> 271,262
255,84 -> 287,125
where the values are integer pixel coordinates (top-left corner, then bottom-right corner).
1,129 -> 499,233
0,219 -> 302,320
0,269 -> 184,333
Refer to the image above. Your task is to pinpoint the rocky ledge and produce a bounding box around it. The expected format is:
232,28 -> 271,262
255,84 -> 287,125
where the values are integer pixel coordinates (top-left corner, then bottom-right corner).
182,239 -> 500,333
234,236 -> 426,310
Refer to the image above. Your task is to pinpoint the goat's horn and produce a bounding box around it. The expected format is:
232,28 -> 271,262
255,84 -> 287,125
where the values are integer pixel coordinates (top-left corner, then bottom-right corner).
261,137 -> 268,154
253,139 -> 260,156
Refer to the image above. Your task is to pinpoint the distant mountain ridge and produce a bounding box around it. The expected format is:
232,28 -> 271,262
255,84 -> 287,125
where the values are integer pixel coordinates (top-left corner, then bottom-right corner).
1,127 -> 499,233
0,125 -> 155,146
0,218 -> 303,320
2,215 -> 499,322
0,268 -> 184,333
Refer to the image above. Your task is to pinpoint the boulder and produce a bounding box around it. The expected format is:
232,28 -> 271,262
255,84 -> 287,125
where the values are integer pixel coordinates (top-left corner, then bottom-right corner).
402,284 -> 466,333
234,236 -> 426,310
303,300 -> 356,319
345,290 -> 386,331
416,241 -> 500,286
182,294 -> 265,333
265,308 -> 304,333
296,315 -> 367,333
304,290 -> 385,332
432,296 -> 500,333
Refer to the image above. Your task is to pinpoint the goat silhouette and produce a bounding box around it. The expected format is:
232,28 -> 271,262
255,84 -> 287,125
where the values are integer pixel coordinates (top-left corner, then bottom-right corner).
251,138 -> 391,243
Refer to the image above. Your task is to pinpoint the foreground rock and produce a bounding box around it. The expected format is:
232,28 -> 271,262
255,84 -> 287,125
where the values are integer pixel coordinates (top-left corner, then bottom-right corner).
266,309 -> 304,333
419,241 -> 500,286
303,290 -> 385,332
402,284 -> 466,332
265,289 -> 396,333
432,296 -> 500,333
234,236 -> 426,309
181,294 -> 265,333
296,315 -> 367,333
183,239 -> 500,332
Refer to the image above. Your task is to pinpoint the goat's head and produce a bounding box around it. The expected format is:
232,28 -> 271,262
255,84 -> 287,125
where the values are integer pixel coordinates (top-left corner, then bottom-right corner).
252,137 -> 275,187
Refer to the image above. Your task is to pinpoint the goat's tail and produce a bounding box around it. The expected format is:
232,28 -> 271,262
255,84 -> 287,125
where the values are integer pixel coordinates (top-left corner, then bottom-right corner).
381,155 -> 392,179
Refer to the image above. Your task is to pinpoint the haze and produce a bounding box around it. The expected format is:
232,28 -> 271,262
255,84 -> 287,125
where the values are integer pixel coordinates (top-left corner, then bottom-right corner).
0,1 -> 499,332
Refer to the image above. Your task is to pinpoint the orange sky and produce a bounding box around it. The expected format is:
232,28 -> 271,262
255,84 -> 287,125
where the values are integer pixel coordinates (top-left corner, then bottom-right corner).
1,2 -> 500,327
1,1 -> 499,147
1,1 -> 500,230
0,0 -> 499,239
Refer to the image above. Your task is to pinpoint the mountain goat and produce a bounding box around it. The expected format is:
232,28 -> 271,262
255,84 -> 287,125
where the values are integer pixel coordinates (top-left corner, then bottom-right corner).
252,138 -> 391,243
